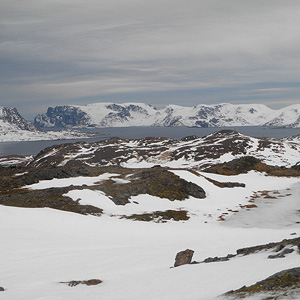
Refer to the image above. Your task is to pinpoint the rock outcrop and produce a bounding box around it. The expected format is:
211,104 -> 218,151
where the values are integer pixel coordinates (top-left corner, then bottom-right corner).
174,249 -> 194,267
225,267 -> 300,298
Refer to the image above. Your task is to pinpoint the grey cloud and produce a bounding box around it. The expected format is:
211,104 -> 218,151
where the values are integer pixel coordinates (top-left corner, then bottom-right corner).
1,0 -> 300,118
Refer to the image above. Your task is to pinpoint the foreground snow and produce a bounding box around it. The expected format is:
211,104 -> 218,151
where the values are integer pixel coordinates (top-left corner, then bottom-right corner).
1,171 -> 300,299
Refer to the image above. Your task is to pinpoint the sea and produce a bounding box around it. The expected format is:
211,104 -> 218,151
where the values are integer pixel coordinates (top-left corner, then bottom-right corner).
0,126 -> 299,157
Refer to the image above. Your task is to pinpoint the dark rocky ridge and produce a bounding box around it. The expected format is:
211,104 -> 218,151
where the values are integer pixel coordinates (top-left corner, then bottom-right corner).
99,167 -> 205,205
0,187 -> 103,216
205,156 -> 300,176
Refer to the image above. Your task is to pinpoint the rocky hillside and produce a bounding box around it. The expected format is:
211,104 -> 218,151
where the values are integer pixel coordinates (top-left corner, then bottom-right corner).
27,130 -> 300,170
34,102 -> 300,128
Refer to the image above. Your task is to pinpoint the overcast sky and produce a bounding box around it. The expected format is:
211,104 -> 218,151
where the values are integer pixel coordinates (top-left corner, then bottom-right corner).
1,0 -> 300,119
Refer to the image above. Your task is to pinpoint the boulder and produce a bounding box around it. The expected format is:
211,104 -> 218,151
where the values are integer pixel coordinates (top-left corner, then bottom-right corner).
0,287 -> 4,292
174,249 -> 194,267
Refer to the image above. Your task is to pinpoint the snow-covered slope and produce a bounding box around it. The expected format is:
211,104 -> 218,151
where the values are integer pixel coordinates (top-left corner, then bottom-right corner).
34,102 -> 300,128
0,106 -> 95,142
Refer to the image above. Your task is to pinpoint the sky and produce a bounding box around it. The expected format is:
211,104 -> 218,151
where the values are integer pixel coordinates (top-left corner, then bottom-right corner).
1,0 -> 300,119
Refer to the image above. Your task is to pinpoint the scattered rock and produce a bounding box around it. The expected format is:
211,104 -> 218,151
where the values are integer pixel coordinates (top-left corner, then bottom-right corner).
236,237 -> 300,256
122,210 -> 189,222
61,279 -> 102,287
174,249 -> 194,267
203,254 -> 236,263
199,237 -> 300,265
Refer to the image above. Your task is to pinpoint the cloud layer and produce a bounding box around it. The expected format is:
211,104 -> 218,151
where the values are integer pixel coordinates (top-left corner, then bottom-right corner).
1,0 -> 300,118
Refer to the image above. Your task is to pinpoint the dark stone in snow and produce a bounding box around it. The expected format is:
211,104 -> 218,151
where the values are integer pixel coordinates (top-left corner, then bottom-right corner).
174,249 -> 194,267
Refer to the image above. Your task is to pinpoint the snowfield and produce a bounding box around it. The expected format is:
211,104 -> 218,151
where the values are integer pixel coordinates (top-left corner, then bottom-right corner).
1,171 -> 300,299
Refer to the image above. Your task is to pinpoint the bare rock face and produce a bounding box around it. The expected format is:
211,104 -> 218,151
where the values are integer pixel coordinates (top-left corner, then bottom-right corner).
174,249 -> 194,267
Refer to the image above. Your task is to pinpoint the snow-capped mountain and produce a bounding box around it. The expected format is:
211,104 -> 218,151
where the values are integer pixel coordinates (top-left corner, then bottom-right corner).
264,105 -> 300,128
34,103 -> 159,128
34,102 -> 300,128
0,107 -> 40,132
0,106 -> 95,142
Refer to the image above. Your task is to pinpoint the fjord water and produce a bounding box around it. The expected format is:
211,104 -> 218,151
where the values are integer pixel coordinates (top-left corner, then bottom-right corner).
0,126 -> 299,156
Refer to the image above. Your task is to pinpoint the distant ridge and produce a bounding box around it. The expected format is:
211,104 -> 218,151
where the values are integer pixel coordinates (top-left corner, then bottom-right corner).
34,102 -> 300,128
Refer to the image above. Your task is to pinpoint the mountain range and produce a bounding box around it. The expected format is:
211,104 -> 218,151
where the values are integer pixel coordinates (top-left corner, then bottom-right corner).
34,102 -> 300,128
1,103 -> 300,142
